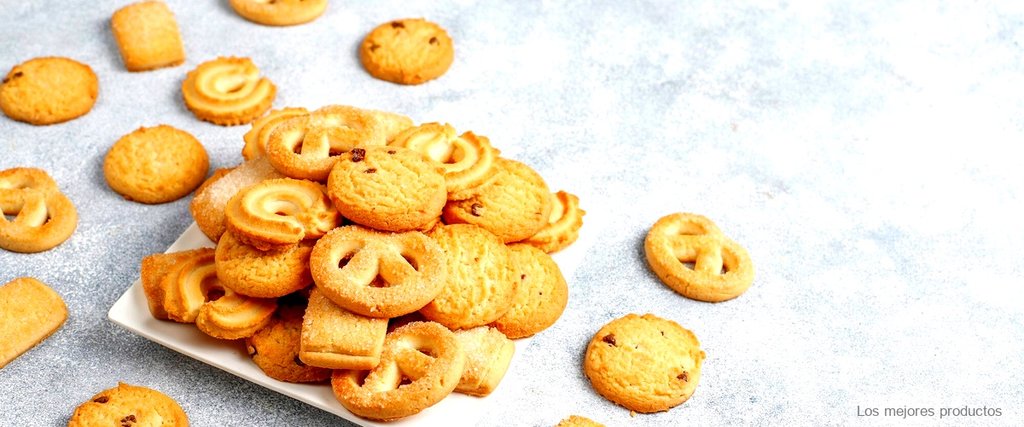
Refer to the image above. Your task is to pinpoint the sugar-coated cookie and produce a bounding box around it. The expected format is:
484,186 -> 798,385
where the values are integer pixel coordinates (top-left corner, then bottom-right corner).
452,326 -> 515,396
299,288 -> 387,370
111,1 -> 186,71
584,313 -> 705,413
521,190 -> 585,253
365,109 -> 414,142
190,156 -> 284,242
0,57 -> 98,125
68,383 -> 188,427
246,303 -> 331,383
0,277 -> 67,369
215,229 -> 313,298
359,18 -> 454,85
104,125 -> 209,204
181,56 -> 275,126
442,158 -> 552,243
0,168 -> 77,253
229,0 -> 328,26
490,244 -> 568,339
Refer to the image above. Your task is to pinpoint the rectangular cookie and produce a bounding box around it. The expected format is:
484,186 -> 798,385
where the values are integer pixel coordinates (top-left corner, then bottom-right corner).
453,326 -> 515,396
0,277 -> 68,368
299,288 -> 387,370
111,1 -> 186,71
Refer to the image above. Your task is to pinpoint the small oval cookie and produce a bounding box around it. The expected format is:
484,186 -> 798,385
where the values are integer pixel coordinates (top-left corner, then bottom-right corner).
442,158 -> 552,243
490,244 -> 568,339
359,18 -> 454,85
246,304 -> 331,383
229,0 -> 328,26
104,125 -> 209,204
68,382 -> 188,427
583,313 -> 705,413
215,229 -> 314,298
0,57 -> 98,125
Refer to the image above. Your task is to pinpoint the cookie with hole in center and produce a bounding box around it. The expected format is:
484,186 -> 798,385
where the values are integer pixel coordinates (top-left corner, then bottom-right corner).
68,382 -> 188,427
0,57 -> 98,125
583,313 -> 705,413
359,18 -> 454,85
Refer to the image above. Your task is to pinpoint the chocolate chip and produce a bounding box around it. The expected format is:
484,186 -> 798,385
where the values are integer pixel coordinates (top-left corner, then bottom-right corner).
391,21 -> 405,29
93,396 -> 109,403
678,372 -> 689,382
13,71 -> 22,78
247,345 -> 257,356
369,43 -> 380,52
294,356 -> 306,366
351,148 -> 366,162
602,334 -> 616,346
387,149 -> 396,154
364,168 -> 377,173
470,203 -> 483,216
429,37 -> 439,45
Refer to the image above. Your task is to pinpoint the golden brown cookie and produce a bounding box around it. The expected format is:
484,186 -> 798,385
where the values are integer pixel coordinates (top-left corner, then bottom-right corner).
111,1 -> 186,71
365,109 -> 414,142
215,229 -> 313,298
242,107 -> 309,160
181,56 -> 276,126
265,106 -> 387,181
359,18 -> 454,85
224,178 -> 340,251
452,326 -> 515,396
229,0 -> 328,26
140,249 -> 208,320
389,123 -> 499,200
104,125 -> 209,204
0,277 -> 67,369
442,158 -> 552,243
331,321 -> 465,421
326,146 -> 446,232
0,57 -> 98,125
556,415 -> 606,427
299,288 -> 387,370
0,168 -> 77,253
420,224 -> 516,330
189,156 -> 284,242
490,244 -> 568,339
521,190 -> 585,253
68,383 -> 188,427
583,313 -> 705,413
644,213 -> 755,302
246,304 -> 331,383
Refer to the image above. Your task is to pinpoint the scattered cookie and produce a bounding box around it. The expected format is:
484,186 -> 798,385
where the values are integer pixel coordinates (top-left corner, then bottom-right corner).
0,57 -> 98,125
490,244 -> 568,339
442,158 -> 553,243
181,56 -> 276,126
644,212 -> 754,302
0,167 -> 78,253
246,303 -> 331,383
229,0 -> 328,26
521,190 -> 585,254
359,18 -> 454,85
104,125 -> 209,204
556,415 -> 606,427
584,313 -> 705,413
215,230 -> 314,298
111,1 -> 186,71
0,277 -> 67,369
67,382 -> 188,427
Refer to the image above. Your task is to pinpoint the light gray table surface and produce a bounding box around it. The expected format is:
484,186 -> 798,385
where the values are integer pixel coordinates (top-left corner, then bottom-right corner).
2,1 -> 1023,426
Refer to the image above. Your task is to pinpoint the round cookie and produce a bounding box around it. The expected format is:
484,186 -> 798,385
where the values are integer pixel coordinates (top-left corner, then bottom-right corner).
229,0 -> 328,26
556,415 -> 606,427
326,146 -> 446,232
103,125 -> 209,204
68,382 -> 188,427
583,313 -> 705,413
521,190 -> 585,253
442,158 -> 552,243
0,57 -> 98,125
246,304 -> 331,383
181,56 -> 276,126
490,244 -> 568,339
215,229 -> 314,298
359,18 -> 454,85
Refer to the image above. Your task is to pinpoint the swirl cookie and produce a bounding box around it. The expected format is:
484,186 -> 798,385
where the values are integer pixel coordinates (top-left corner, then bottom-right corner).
68,383 -> 188,427
111,1 -> 185,71
389,123 -> 499,200
442,158 -> 552,243
246,304 -> 331,383
224,178 -> 340,251
644,213 -> 755,302
229,0 -> 328,26
331,321 -> 465,421
310,225 -> 446,318
0,57 -> 98,125
242,107 -> 309,160
584,313 -> 705,413
299,288 -> 387,370
104,125 -> 209,204
0,168 -> 77,253
181,56 -> 276,126
420,224 -> 516,330
359,18 -> 454,85
366,109 -> 415,142
0,277 -> 67,369
327,146 -> 446,232
521,190 -> 585,253
490,244 -> 568,339
140,249 -> 209,320
190,156 -> 284,242
265,106 -> 387,181
215,230 -> 313,298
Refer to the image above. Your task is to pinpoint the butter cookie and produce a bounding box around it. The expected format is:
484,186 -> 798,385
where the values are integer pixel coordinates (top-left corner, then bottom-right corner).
359,18 -> 454,85
0,57 -> 98,125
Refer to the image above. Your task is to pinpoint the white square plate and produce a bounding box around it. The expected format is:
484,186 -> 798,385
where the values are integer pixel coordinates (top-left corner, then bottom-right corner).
108,220 -> 597,426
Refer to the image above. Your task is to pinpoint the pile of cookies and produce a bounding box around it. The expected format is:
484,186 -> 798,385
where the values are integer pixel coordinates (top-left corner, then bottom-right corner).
139,103 -> 585,421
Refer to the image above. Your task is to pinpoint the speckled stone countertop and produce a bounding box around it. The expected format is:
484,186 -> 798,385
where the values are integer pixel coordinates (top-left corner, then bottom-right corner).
2,1 -> 1023,426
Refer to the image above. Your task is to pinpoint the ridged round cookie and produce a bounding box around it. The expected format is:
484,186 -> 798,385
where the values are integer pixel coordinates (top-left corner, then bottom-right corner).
521,190 -> 585,253
181,56 -> 276,126
359,18 -> 454,85
583,313 -> 705,413
0,57 -> 98,125
246,304 -> 331,383
104,125 -> 209,204
420,224 -> 516,330
442,158 -> 552,243
229,0 -> 328,26
327,146 -> 446,232
490,244 -> 568,339
68,382 -> 188,427
215,229 -> 314,298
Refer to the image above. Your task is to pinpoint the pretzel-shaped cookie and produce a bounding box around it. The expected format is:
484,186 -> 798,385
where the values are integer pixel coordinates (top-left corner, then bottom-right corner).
0,169 -> 77,253
521,190 -> 585,253
644,213 -> 754,302
225,178 -> 340,251
0,167 -> 59,194
389,123 -> 499,199
331,321 -> 466,421
181,56 -> 276,126
265,106 -> 385,181
242,107 -> 309,160
310,225 -> 446,318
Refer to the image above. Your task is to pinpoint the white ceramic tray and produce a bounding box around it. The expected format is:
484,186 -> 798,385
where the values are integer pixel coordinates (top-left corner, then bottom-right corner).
109,220 -> 597,426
